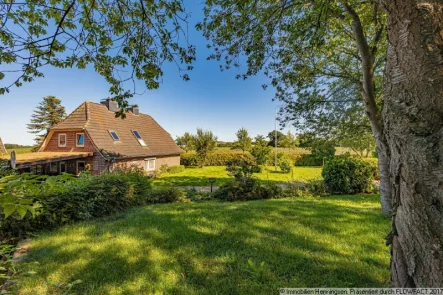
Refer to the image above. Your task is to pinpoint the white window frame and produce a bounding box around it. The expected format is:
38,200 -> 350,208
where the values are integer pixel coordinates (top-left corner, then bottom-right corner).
77,161 -> 86,174
76,133 -> 85,147
50,161 -> 58,172
108,130 -> 120,141
60,161 -> 67,173
58,134 -> 67,147
132,130 -> 147,147
145,158 -> 156,171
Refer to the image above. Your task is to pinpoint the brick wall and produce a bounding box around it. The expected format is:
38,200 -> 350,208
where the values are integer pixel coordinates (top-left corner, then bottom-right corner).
43,130 -> 97,153
42,131 -> 106,174
111,155 -> 181,173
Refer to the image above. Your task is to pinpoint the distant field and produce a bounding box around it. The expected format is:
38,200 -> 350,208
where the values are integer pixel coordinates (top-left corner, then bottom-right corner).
6,147 -> 34,154
154,165 -> 322,187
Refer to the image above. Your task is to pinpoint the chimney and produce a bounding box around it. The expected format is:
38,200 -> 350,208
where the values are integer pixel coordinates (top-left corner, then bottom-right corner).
130,105 -> 140,115
100,98 -> 120,112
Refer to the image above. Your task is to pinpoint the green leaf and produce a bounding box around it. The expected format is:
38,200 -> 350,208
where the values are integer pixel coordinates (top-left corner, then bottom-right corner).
2,204 -> 16,218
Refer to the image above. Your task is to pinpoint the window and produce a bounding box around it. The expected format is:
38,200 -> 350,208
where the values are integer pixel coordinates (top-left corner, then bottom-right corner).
76,133 -> 85,147
60,162 -> 67,173
109,130 -> 120,141
77,161 -> 86,174
132,130 -> 147,147
145,158 -> 156,171
50,162 -> 58,172
58,134 -> 66,147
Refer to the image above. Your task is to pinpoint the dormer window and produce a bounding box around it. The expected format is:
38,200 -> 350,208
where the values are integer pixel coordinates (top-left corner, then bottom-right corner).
109,130 -> 120,141
76,133 -> 85,147
132,130 -> 147,147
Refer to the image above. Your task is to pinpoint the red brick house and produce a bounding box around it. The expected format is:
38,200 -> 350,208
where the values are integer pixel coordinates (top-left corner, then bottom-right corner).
0,137 -> 7,155
4,99 -> 183,175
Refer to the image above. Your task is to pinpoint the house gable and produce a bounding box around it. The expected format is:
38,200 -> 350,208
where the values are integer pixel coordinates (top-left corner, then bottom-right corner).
0,137 -> 7,155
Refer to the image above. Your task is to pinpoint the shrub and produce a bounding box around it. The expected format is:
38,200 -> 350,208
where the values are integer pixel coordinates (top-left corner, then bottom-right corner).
213,178 -> 283,201
294,154 -> 323,166
310,142 -> 336,165
305,179 -> 328,196
322,156 -> 373,194
0,170 -> 154,241
181,152 -> 255,166
278,157 -> 292,173
0,159 -> 15,178
185,189 -> 214,202
166,165 -> 185,174
226,156 -> 260,181
362,158 -> 379,180
148,187 -> 186,203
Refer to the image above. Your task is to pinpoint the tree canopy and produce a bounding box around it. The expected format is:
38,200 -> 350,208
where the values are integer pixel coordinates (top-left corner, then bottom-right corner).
232,127 -> 252,153
0,0 -> 195,115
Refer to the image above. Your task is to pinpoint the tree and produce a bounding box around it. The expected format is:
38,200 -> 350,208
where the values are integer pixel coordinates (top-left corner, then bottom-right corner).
199,0 -> 391,216
267,131 -> 286,148
176,132 -> 195,152
0,1 -> 195,115
27,96 -> 66,146
280,131 -> 299,151
193,128 -> 217,167
250,135 -> 272,165
379,0 -> 443,287
232,127 -> 252,153
201,0 -> 443,286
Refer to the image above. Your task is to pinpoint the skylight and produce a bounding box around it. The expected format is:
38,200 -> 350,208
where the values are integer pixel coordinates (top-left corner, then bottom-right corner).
109,130 -> 120,141
132,130 -> 147,147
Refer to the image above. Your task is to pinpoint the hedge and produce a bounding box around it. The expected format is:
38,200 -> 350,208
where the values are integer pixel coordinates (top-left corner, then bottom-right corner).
0,171 -> 185,241
181,152 -> 255,166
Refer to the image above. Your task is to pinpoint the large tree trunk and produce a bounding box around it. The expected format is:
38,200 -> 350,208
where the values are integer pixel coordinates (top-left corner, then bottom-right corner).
381,0 -> 443,286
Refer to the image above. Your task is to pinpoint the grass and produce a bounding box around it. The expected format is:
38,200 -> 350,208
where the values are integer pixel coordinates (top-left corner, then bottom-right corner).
6,147 -> 34,154
15,195 -> 390,294
153,166 -> 322,187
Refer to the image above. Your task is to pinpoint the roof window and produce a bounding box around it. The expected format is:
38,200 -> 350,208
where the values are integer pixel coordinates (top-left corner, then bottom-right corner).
132,130 -> 147,147
109,130 -> 120,141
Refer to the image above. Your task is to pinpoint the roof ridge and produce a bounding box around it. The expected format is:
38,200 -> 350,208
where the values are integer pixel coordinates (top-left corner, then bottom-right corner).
84,101 -> 90,129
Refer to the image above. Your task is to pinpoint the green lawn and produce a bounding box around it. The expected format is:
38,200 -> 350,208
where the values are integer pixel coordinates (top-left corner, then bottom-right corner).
6,147 -> 34,154
153,166 -> 322,187
16,195 -> 390,294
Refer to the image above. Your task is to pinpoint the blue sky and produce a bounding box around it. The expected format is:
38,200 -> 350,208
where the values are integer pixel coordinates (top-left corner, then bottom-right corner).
0,2 -> 288,146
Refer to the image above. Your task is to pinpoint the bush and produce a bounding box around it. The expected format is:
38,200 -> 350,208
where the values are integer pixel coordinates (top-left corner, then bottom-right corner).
213,178 -> 283,201
181,152 -> 255,166
310,142 -> 336,165
166,165 -> 185,174
0,159 -> 15,178
305,179 -> 328,196
322,157 -> 373,194
0,170 -> 162,241
185,189 -> 214,202
278,157 -> 292,173
226,156 -> 260,180
148,187 -> 186,203
362,158 -> 379,180
294,154 -> 323,166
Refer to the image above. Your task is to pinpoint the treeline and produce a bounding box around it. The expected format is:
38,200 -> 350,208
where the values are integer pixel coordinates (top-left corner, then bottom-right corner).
4,144 -> 34,149
176,127 -> 375,168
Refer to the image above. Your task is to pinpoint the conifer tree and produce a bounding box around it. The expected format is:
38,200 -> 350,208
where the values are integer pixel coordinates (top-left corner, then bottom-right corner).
27,96 -> 66,146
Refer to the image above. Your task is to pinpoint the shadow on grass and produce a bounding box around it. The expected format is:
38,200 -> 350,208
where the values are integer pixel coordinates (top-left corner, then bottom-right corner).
19,196 -> 390,294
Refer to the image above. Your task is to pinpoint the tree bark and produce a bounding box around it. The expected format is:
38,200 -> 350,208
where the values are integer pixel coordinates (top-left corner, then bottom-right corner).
380,0 -> 443,286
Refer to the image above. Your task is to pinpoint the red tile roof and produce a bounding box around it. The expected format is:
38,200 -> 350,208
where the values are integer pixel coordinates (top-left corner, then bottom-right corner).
50,101 -> 183,158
